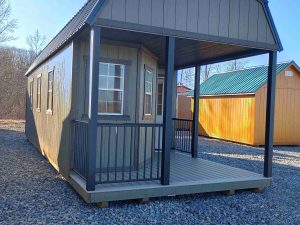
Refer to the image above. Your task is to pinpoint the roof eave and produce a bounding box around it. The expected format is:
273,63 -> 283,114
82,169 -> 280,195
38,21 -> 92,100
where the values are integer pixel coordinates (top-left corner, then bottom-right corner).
261,0 -> 283,52
86,0 -> 107,25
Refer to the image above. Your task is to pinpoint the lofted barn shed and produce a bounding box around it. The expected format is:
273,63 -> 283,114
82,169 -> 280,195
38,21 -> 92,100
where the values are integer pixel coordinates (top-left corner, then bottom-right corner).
25,0 -> 282,204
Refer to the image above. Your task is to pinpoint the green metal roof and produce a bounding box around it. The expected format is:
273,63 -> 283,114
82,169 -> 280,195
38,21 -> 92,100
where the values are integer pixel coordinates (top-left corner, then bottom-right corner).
187,61 -> 298,96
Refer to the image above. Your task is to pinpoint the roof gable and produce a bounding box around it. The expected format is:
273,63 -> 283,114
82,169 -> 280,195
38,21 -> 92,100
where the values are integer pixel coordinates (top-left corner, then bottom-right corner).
96,0 -> 282,50
26,0 -> 282,76
187,61 -> 299,96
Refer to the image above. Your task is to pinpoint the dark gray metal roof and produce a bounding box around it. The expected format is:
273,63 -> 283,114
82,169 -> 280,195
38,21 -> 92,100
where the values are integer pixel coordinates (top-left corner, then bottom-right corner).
25,0 -> 102,76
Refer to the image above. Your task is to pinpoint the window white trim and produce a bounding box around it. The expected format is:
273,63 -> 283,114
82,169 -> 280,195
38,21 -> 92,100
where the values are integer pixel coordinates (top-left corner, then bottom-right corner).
98,62 -> 125,115
144,67 -> 154,116
46,68 -> 54,115
36,74 -> 42,112
29,79 -> 34,110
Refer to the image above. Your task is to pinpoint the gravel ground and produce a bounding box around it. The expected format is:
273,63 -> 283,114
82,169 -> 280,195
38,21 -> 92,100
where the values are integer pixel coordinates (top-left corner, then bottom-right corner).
0,121 -> 299,225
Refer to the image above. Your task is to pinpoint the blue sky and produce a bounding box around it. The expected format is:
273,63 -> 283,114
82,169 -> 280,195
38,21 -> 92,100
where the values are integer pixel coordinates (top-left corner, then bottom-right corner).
7,0 -> 300,67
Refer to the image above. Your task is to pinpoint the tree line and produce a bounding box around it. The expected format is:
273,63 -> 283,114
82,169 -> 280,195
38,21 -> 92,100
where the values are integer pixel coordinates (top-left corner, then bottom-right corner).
0,0 -> 46,119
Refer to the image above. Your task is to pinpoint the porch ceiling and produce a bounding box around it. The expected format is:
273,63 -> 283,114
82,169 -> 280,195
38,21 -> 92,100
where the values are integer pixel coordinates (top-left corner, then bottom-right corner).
100,27 -> 267,69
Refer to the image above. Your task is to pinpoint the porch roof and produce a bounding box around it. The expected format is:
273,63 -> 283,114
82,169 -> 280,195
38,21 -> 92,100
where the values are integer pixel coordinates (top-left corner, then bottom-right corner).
25,0 -> 282,76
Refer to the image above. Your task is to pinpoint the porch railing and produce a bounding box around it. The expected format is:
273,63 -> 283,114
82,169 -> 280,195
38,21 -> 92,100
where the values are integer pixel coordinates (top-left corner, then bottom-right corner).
73,120 -> 88,179
73,120 -> 164,185
172,118 -> 193,154
96,123 -> 163,184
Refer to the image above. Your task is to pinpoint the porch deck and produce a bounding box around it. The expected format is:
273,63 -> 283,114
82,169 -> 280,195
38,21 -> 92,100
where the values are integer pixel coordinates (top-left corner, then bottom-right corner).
69,151 -> 272,203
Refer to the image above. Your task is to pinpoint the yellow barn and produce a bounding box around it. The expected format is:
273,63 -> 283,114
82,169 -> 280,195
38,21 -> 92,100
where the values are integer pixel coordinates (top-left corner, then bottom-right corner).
183,61 -> 300,146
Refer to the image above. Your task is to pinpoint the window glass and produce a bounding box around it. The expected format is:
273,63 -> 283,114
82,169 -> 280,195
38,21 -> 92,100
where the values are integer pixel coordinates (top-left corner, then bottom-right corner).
144,68 -> 154,116
36,76 -> 42,111
47,70 -> 54,112
157,83 -> 163,116
29,80 -> 34,109
98,63 -> 125,115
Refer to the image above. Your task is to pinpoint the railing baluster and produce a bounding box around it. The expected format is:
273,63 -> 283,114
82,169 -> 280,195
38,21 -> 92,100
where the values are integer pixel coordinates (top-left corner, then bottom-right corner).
122,126 -> 126,181
143,127 -> 147,179
115,126 -> 118,181
99,126 -> 103,183
129,126 -> 133,180
107,127 -> 111,182
136,126 -> 140,181
150,126 -> 154,179
157,126 -> 161,179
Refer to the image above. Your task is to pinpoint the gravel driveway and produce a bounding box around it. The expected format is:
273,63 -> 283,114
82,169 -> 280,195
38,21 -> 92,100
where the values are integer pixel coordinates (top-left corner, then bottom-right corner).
0,121 -> 299,225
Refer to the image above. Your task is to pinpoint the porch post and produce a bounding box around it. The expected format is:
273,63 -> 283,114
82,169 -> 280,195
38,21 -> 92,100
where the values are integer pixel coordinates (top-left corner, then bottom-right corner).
264,51 -> 277,177
161,36 -> 175,185
191,65 -> 200,158
86,26 -> 101,191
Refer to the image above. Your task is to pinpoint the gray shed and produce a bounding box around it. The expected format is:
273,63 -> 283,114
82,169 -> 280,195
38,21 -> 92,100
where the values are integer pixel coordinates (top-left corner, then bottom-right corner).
25,0 -> 282,204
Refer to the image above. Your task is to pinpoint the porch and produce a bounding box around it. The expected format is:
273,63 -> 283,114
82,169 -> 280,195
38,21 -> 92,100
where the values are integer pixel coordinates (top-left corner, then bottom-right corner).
69,3 -> 280,201
70,119 -> 271,203
70,150 -> 271,203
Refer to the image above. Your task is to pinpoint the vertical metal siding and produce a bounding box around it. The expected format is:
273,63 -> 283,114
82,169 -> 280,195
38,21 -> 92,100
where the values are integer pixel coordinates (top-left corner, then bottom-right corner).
126,0 -> 139,23
228,0 -> 239,39
151,0 -> 164,27
208,0 -> 220,36
248,0 -> 259,41
111,0 -> 126,21
175,0 -> 188,31
198,0 -> 210,34
186,0 -> 198,33
238,0 -> 250,40
164,0 -> 176,29
139,0 -> 152,26
219,0 -> 230,37
98,0 -> 277,46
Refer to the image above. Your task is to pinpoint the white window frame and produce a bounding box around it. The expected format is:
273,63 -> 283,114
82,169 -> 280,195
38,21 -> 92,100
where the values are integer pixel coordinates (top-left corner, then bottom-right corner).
46,68 -> 54,115
36,74 -> 42,112
29,79 -> 34,110
144,67 -> 154,116
156,80 -> 164,116
98,62 -> 125,115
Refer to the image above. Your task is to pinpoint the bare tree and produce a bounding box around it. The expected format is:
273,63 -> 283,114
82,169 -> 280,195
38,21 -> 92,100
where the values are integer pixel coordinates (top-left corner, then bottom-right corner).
225,60 -> 249,71
0,46 -> 32,119
0,0 -> 17,44
178,68 -> 195,88
26,29 -> 46,58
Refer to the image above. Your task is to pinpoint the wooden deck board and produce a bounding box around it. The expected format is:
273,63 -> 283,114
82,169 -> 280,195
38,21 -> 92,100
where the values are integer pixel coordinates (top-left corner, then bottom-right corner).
69,151 -> 272,203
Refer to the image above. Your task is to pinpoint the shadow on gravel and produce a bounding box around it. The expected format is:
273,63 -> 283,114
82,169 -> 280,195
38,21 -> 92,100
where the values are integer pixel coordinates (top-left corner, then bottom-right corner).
198,136 -> 300,175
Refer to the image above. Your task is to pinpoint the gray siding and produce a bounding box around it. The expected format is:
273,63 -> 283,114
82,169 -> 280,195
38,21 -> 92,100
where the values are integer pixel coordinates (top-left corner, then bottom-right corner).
97,0 -> 276,47
25,44 -> 74,177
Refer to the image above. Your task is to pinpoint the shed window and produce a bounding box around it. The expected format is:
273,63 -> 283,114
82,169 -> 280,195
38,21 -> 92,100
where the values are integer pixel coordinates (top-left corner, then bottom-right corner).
36,75 -> 41,111
157,83 -> 163,116
144,68 -> 154,116
47,70 -> 54,113
98,63 -> 125,115
29,79 -> 34,109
